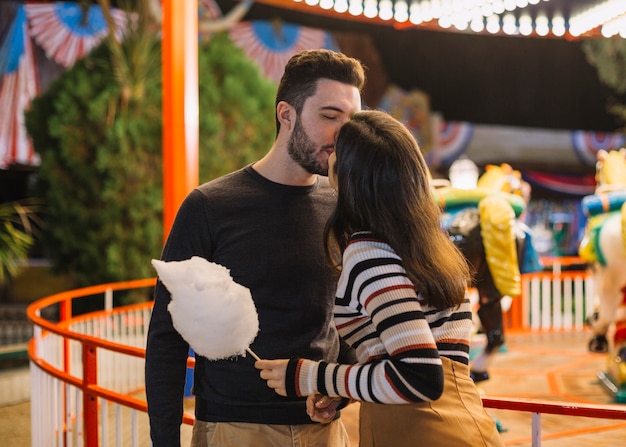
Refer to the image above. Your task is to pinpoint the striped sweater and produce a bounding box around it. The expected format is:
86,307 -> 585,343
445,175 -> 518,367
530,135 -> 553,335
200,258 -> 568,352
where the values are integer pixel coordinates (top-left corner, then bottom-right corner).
286,232 -> 473,404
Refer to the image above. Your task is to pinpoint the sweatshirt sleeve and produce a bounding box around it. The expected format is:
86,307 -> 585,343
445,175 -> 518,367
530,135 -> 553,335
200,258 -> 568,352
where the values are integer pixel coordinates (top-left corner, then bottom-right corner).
145,189 -> 213,446
285,241 -> 446,404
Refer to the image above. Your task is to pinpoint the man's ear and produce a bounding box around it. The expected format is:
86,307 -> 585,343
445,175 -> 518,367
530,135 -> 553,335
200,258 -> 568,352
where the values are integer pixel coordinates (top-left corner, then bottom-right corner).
277,101 -> 295,131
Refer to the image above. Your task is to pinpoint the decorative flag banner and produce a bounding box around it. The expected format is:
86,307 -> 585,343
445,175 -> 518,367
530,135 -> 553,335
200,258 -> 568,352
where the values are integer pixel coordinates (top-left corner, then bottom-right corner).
522,171 -> 596,196
228,20 -> 337,82
0,5 -> 39,169
427,120 -> 474,168
199,0 -> 223,20
571,130 -> 626,167
377,85 -> 474,169
25,2 -> 127,68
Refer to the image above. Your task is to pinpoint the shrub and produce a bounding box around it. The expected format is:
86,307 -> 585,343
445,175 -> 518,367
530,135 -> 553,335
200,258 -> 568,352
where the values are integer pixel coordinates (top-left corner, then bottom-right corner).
25,30 -> 276,290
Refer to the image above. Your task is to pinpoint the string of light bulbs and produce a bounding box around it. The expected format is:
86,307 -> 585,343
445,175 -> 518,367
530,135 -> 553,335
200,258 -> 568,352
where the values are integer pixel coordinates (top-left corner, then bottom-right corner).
290,0 -> 626,38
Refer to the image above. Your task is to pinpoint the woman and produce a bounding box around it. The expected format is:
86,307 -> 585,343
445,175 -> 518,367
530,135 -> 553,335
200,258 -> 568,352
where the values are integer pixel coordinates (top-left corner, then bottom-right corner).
256,110 -> 503,447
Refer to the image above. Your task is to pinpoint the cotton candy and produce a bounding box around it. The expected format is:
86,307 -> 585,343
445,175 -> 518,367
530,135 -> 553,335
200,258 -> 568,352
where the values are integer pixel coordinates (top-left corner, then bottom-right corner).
151,256 -> 259,360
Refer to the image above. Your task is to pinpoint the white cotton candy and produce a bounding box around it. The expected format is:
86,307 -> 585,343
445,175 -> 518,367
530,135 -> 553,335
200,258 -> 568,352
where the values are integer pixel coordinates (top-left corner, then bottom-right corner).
151,256 -> 259,360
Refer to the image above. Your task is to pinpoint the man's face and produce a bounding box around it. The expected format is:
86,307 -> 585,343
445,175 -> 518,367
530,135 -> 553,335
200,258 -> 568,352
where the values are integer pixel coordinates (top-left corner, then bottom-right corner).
287,79 -> 361,176
328,151 -> 338,190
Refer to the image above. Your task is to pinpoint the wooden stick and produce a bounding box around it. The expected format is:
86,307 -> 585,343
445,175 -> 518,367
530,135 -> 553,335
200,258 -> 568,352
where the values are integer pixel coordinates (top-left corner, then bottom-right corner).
246,347 -> 261,361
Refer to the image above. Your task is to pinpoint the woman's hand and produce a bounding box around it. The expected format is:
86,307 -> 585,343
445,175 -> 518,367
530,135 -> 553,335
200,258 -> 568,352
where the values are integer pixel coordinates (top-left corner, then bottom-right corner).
306,394 -> 343,423
256,359 -> 344,423
255,359 -> 289,396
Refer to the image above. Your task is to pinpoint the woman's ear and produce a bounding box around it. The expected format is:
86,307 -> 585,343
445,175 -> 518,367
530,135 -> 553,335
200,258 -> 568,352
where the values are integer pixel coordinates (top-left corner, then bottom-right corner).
277,101 -> 294,131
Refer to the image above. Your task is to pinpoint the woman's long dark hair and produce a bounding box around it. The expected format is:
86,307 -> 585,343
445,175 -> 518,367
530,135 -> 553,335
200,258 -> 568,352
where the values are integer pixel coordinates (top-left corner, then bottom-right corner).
324,110 -> 470,309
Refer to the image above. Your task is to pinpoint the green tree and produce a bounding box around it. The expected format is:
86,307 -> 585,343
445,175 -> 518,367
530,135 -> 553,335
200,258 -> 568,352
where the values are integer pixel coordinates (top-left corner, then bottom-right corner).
0,200 -> 41,285
197,33 -> 277,182
582,37 -> 626,129
25,29 -> 276,291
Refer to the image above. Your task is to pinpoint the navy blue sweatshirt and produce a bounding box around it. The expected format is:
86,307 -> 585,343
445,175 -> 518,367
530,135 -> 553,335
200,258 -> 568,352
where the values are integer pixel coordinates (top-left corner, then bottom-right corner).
145,165 -> 342,446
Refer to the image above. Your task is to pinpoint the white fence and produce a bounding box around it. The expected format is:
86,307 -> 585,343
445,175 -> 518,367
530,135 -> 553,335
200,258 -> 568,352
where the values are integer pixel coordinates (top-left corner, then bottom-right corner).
27,279 -> 174,447
520,270 -> 595,331
28,268 -> 626,447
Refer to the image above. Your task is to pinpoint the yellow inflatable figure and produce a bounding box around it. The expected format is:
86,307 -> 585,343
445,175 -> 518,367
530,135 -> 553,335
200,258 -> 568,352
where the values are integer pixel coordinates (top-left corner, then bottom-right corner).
438,160 -> 541,384
479,196 -> 520,298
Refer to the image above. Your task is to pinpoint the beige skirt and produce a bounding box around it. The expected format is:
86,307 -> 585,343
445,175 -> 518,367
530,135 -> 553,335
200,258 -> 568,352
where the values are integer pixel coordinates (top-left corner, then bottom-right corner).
359,356 -> 504,447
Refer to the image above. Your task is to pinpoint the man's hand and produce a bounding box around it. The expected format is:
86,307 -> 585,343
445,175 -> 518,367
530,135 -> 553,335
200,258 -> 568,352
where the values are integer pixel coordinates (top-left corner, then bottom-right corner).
306,394 -> 343,423
256,360 -> 346,423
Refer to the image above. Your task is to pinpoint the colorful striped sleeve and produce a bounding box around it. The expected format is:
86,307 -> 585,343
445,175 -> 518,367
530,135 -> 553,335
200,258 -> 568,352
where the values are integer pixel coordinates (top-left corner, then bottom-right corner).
286,237 -> 450,404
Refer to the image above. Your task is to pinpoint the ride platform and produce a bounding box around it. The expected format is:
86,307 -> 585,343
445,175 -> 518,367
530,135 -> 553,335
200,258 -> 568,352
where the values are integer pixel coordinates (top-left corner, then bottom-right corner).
340,329 -> 626,447
597,371 -> 626,404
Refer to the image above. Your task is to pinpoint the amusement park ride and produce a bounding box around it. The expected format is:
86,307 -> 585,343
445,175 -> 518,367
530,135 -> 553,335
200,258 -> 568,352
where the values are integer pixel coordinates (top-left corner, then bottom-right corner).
431,150 -> 626,404
2,2 -> 625,445
186,3 -> 626,409
433,160 -> 542,383
578,148 -> 626,402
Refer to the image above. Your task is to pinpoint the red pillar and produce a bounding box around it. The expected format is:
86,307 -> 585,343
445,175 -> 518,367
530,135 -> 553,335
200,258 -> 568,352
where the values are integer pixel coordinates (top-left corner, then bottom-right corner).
161,0 -> 199,243
82,343 -> 99,446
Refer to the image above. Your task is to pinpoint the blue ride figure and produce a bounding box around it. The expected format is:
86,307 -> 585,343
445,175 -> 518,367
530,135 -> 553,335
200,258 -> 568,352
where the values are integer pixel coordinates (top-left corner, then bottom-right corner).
579,149 -> 626,402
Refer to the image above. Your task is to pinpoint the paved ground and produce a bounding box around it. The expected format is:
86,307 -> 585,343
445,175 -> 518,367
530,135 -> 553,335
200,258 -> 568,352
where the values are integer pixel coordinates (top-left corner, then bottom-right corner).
341,330 -> 626,447
475,330 -> 626,447
2,329 -> 626,447
0,401 -> 30,447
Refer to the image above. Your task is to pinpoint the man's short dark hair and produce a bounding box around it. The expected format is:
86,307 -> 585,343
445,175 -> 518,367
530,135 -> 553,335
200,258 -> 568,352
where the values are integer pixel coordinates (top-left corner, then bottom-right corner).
274,49 -> 367,135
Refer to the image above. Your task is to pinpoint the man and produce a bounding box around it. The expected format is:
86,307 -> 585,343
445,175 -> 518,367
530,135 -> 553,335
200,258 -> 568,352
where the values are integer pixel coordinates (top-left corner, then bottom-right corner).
145,49 -> 366,446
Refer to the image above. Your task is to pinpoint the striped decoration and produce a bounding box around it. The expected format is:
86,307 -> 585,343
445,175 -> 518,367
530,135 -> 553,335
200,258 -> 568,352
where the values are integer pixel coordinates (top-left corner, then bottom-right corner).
228,20 -> 337,82
24,2 -> 127,68
571,130 -> 626,167
427,120 -> 474,167
378,86 -> 474,168
0,5 -> 39,169
523,171 -> 596,196
199,0 -> 223,20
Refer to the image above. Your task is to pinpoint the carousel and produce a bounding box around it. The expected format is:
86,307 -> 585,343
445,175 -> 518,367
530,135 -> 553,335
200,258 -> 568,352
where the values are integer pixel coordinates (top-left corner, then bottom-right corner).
1,0 -> 626,445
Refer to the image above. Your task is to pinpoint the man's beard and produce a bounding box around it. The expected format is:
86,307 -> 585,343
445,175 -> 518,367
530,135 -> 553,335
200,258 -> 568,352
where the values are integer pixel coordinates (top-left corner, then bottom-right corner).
287,118 -> 328,176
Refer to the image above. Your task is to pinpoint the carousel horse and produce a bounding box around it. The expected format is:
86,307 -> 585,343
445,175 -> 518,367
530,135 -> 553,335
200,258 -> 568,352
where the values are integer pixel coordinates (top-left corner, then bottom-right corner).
433,161 -> 543,383
578,149 -> 626,396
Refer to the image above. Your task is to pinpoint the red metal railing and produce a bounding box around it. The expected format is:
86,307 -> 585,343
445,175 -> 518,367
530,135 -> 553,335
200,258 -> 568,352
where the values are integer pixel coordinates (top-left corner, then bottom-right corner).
481,398 -> 626,445
27,279 -> 194,446
26,265 -> 626,446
